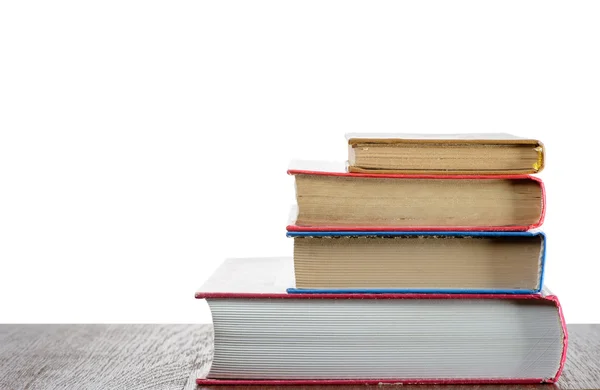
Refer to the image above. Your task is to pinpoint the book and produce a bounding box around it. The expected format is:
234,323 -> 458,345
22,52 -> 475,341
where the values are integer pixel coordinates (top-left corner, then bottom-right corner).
196,257 -> 567,385
287,231 -> 545,294
347,133 -> 545,174
287,161 -> 545,231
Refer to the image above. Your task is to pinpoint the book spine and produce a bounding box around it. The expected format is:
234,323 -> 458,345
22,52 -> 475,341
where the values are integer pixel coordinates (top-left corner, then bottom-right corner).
547,294 -> 568,383
530,177 -> 546,229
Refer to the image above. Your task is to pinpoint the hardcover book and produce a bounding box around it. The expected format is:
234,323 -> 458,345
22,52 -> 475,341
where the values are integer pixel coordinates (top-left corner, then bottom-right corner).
287,231 -> 545,294
196,257 -> 567,386
287,161 -> 545,231
347,133 -> 545,174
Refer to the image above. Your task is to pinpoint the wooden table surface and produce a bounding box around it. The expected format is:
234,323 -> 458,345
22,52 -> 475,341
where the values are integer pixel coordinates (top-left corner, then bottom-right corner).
0,324 -> 599,390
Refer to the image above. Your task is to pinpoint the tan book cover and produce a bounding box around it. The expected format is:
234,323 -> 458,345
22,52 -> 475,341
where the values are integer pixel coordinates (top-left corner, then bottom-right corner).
347,133 -> 544,174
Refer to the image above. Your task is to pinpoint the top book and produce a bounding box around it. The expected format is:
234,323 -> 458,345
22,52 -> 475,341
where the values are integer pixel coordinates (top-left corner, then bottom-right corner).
347,133 -> 544,175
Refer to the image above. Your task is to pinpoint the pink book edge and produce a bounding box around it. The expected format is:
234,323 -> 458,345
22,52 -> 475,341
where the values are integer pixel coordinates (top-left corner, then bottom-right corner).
197,378 -> 549,385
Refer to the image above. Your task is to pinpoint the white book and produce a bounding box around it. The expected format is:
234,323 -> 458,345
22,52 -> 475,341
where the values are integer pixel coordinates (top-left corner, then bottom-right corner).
195,257 -> 567,386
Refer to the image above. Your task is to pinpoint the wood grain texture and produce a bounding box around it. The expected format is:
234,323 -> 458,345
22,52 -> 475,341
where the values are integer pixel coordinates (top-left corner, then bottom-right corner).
0,324 -> 210,390
0,324 -> 598,390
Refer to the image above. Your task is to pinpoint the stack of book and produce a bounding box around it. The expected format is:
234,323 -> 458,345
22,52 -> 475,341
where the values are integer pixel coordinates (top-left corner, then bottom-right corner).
196,134 -> 567,386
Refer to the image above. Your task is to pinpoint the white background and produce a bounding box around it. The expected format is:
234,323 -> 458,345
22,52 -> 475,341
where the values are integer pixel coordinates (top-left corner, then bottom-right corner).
1,1 -> 599,323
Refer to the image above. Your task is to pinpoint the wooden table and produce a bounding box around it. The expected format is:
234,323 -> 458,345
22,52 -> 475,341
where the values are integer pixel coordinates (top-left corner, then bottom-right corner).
0,324 -> 598,390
